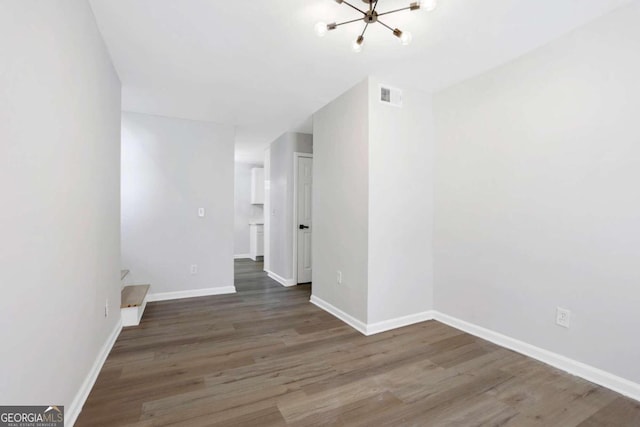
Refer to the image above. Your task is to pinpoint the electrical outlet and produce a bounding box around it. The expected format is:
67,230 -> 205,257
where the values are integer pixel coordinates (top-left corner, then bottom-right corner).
198,208 -> 205,217
191,264 -> 198,275
104,299 -> 109,318
556,307 -> 571,328
336,271 -> 342,284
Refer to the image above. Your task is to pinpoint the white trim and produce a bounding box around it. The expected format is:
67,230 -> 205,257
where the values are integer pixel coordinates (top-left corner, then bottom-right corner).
266,270 -> 297,287
67,319 -> 122,426
292,152 -> 313,286
366,311 -> 436,335
309,295 -> 368,335
309,294 -> 434,336
147,286 -> 236,302
433,311 -> 640,403
234,253 -> 252,259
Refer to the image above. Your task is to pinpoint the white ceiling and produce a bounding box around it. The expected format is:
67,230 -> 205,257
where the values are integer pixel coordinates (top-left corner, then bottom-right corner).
90,0 -> 631,163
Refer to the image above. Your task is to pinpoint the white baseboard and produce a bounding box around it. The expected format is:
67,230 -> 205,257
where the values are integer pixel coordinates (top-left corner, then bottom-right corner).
266,270 -> 297,287
309,295 -> 368,335
234,254 -> 252,259
310,295 -> 434,336
67,319 -> 122,426
366,311 -> 435,335
433,311 -> 640,403
147,286 -> 236,302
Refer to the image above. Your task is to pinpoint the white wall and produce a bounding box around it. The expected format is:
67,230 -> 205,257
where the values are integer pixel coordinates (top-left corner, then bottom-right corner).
234,162 -> 263,256
313,80 -> 370,322
0,0 -> 121,417
267,132 -> 313,281
367,77 -> 435,324
264,147 -> 271,271
121,112 -> 235,295
313,77 -> 436,326
433,2 -> 640,384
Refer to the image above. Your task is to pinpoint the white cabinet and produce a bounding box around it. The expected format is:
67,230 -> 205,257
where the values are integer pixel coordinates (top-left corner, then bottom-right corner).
251,168 -> 265,204
249,224 -> 264,261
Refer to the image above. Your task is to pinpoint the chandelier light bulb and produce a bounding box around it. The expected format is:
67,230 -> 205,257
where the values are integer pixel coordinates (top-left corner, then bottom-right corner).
420,0 -> 437,12
315,22 -> 328,37
400,31 -> 413,45
352,36 -> 364,53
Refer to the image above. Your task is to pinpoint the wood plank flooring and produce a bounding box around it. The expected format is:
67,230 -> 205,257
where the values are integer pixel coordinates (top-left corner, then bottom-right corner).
76,259 -> 640,426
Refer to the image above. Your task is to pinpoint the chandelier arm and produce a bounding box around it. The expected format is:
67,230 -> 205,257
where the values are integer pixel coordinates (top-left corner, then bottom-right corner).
372,0 -> 380,13
377,6 -> 414,17
360,22 -> 370,37
341,1 -> 367,15
335,17 -> 368,27
377,19 -> 396,33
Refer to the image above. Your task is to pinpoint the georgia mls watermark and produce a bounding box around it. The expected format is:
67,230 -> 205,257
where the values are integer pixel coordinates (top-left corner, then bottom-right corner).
0,406 -> 63,427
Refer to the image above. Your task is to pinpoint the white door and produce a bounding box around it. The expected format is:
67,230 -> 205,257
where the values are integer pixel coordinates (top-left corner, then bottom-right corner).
296,157 -> 313,284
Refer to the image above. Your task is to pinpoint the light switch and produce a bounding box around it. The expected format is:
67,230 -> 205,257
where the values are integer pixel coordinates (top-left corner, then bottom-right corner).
198,208 -> 205,217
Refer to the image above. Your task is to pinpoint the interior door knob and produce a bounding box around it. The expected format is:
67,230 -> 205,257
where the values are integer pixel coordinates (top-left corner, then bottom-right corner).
299,224 -> 310,230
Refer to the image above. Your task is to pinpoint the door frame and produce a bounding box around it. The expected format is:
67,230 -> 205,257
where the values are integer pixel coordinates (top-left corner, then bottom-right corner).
292,152 -> 313,285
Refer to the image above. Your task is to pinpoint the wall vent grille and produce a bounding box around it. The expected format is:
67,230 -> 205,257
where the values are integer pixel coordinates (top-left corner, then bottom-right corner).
380,85 -> 403,107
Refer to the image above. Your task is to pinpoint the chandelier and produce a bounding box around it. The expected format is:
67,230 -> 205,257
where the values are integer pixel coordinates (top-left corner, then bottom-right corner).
315,0 -> 437,52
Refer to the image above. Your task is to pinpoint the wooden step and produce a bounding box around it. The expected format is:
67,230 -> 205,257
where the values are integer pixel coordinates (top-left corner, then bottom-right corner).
120,269 -> 130,281
121,284 -> 150,308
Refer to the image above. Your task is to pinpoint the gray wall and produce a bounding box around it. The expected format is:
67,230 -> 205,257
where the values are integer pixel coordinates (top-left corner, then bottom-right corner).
121,112 -> 235,295
433,2 -> 640,384
313,80 -> 370,322
312,77 -> 436,325
268,132 -> 313,280
0,0 -> 121,417
234,162 -> 263,256
367,77 -> 435,324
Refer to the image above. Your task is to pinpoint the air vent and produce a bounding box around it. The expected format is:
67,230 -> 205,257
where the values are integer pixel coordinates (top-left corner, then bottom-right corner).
379,84 -> 403,107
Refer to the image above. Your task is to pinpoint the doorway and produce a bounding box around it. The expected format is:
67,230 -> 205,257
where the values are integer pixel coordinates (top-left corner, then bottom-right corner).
293,153 -> 313,284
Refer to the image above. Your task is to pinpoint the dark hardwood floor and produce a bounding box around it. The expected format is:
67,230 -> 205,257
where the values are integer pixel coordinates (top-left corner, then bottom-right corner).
77,259 -> 640,426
